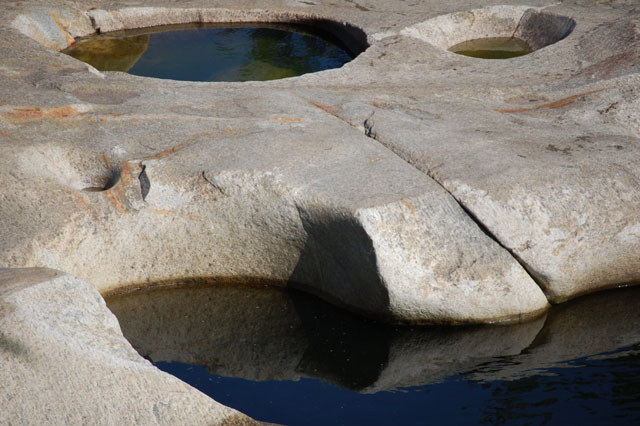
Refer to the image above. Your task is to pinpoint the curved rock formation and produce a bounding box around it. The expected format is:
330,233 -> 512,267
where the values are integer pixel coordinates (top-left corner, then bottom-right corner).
0,268 -> 259,425
1,0 -> 639,422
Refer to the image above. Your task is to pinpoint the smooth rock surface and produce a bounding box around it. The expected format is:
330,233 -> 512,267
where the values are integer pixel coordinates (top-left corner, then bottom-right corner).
0,0 -> 577,324
0,268 -> 258,426
1,0 -> 639,423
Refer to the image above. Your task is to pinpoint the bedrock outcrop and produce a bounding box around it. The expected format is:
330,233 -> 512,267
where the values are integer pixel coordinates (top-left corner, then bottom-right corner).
1,0 -> 639,423
0,268 -> 259,425
2,0 -> 638,318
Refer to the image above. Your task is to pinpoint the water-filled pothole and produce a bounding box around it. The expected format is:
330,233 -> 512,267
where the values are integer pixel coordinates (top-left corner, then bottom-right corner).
106,282 -> 640,425
402,6 -> 576,59
449,37 -> 531,59
62,23 -> 357,82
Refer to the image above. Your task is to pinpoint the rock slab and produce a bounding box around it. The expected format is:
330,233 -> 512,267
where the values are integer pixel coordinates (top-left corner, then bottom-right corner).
0,268 -> 258,426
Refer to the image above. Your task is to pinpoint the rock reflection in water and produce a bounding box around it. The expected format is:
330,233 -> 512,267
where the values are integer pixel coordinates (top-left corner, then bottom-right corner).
106,284 -> 640,424
106,282 -> 544,390
63,35 -> 150,72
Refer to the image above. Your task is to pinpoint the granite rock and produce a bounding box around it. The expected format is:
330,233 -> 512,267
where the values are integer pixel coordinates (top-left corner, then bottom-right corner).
1,0 -> 639,423
0,268 -> 259,426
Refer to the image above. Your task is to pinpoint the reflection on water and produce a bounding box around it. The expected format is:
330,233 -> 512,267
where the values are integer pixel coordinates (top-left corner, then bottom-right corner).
106,284 -> 640,425
449,37 -> 532,59
62,24 -> 354,81
62,34 -> 150,72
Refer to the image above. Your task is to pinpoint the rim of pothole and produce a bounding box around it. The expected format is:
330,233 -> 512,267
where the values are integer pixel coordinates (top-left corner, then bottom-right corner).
401,5 -> 576,57
12,7 -> 370,76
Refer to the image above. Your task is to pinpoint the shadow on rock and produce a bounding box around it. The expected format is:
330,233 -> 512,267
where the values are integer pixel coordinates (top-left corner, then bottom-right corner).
288,207 -> 392,322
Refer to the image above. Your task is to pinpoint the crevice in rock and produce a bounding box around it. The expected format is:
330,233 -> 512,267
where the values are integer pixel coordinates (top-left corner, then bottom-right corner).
295,96 -> 549,302
138,164 -> 150,201
361,112 -> 549,300
201,171 -> 227,196
82,167 -> 120,192
86,11 -> 101,34
446,188 -> 543,291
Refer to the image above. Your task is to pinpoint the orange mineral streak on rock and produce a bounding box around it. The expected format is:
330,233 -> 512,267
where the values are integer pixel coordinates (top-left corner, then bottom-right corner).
2,107 -> 43,123
103,188 -> 128,214
102,153 -> 112,170
497,89 -> 605,113
44,106 -> 82,119
49,13 -> 75,47
103,162 -> 131,214
269,116 -> 304,122
309,100 -> 340,117
149,209 -> 209,222
94,114 -> 125,123
1,106 -> 83,124
399,198 -> 416,214
141,133 -> 214,161
143,143 -> 186,161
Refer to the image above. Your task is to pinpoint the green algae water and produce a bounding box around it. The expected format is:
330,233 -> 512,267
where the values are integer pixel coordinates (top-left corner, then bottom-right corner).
62,23 -> 354,81
449,37 -> 532,59
106,284 -> 640,425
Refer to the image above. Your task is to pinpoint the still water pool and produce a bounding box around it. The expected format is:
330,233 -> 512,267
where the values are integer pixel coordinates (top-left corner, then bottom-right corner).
106,284 -> 640,425
62,24 -> 354,81
449,37 -> 532,59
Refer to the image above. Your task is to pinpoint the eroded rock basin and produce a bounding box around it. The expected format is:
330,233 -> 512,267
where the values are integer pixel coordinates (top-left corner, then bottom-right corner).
2,0 -> 640,423
4,0 -> 640,325
106,282 -> 640,425
62,23 -> 355,82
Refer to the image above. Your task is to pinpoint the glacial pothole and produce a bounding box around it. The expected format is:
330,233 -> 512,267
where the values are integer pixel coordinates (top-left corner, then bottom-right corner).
402,6 -> 576,58
62,23 -> 361,82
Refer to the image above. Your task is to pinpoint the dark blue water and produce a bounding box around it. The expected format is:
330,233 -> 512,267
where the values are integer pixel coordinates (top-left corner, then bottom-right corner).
155,343 -> 640,426
63,24 -> 353,81
106,284 -> 640,425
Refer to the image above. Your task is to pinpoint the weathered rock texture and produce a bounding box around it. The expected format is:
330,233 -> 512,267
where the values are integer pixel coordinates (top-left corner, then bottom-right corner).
0,0 -> 639,421
2,0 -> 592,325
0,268 -> 259,425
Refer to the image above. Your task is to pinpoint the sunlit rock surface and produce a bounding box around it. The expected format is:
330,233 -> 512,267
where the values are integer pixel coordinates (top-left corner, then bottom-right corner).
0,269 -> 259,426
1,0 -> 639,422
2,1 -> 638,320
